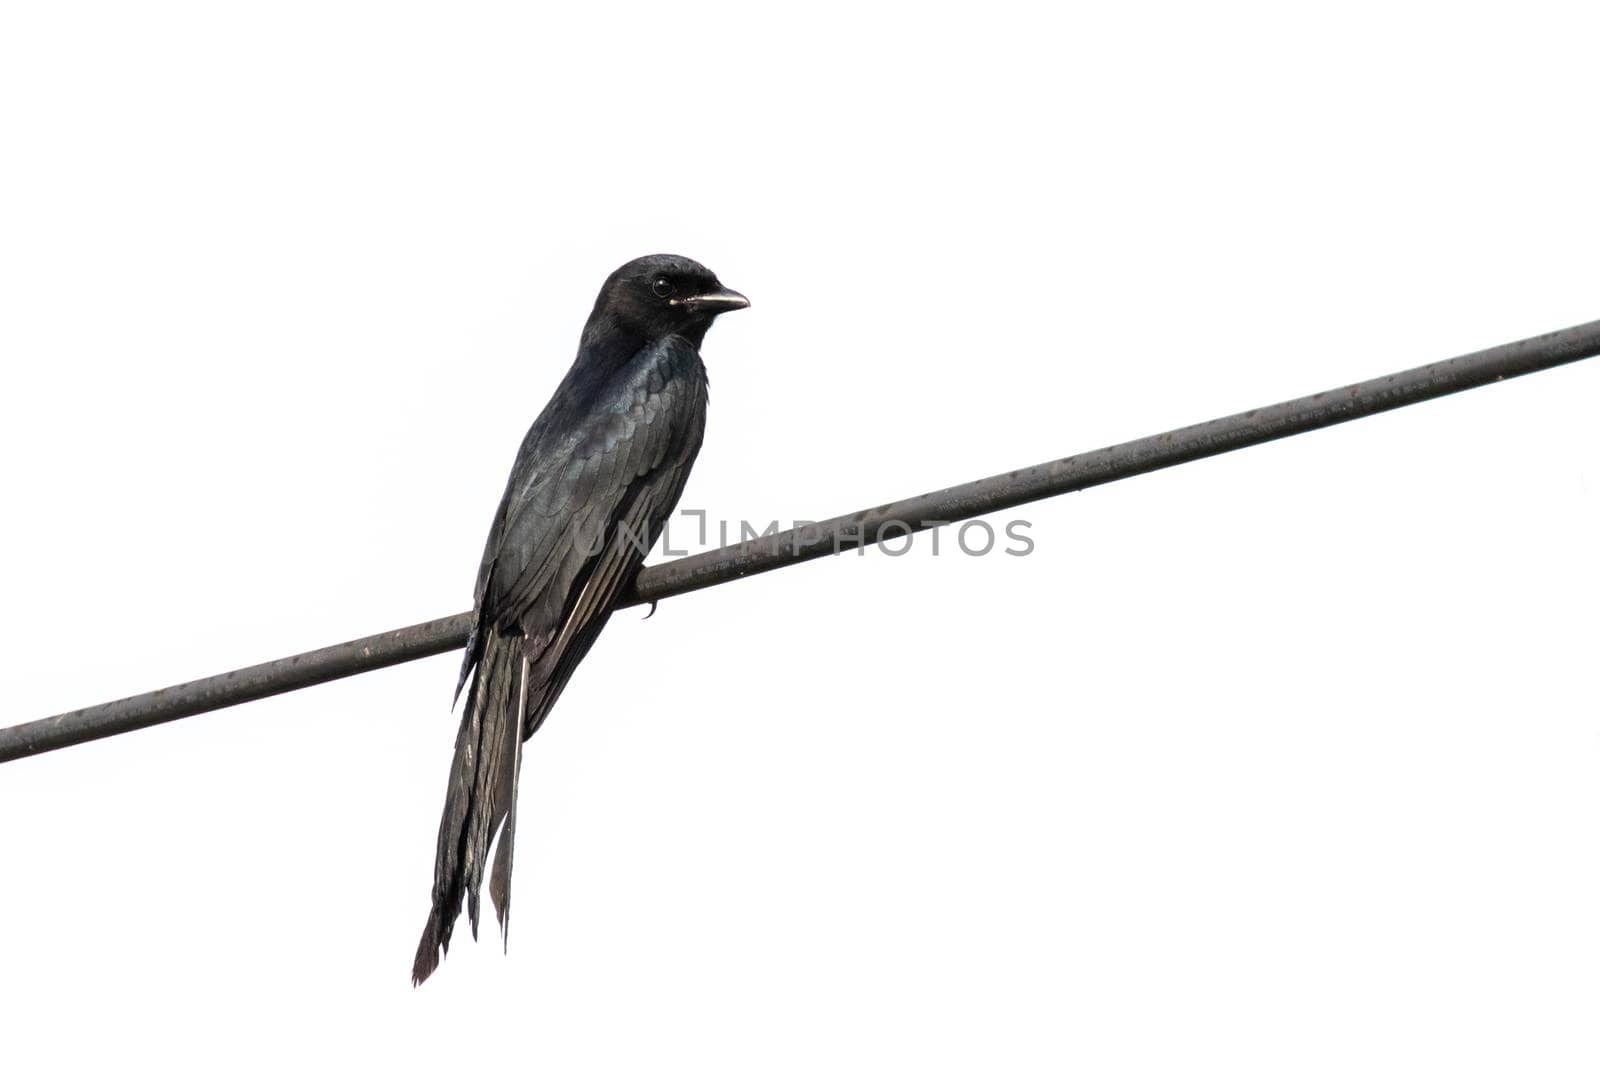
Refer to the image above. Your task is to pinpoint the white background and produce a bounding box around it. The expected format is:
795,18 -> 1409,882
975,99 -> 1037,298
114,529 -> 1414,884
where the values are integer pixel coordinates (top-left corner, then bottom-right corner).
2,3 -> 1598,1064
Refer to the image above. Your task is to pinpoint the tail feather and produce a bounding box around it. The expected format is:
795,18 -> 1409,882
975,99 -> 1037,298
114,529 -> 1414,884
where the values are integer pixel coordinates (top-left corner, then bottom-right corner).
412,632 -> 526,985
462,644 -> 519,940
488,655 -> 530,943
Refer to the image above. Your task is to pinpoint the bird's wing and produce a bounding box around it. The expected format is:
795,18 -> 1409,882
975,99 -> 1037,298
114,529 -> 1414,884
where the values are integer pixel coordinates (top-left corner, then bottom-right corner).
416,354 -> 705,982
485,357 -> 703,647
523,450 -> 696,731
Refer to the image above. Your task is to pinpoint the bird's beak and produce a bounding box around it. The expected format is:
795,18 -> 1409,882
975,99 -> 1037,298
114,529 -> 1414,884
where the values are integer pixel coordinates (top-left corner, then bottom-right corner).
674,287 -> 750,313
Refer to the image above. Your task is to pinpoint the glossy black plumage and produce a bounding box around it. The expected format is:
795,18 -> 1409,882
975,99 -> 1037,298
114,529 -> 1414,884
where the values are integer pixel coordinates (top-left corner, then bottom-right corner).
412,254 -> 746,985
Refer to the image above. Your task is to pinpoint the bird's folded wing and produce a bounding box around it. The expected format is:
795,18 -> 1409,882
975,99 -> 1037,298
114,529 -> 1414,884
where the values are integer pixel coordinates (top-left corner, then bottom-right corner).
484,362 -> 699,649
524,456 -> 695,731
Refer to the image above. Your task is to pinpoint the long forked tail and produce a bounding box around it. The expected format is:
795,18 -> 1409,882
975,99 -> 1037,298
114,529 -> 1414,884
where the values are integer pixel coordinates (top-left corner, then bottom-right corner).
412,631 -> 528,985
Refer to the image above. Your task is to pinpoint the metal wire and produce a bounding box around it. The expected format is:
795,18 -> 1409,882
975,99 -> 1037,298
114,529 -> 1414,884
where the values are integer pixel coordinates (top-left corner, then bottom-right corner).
5,316 -> 1599,763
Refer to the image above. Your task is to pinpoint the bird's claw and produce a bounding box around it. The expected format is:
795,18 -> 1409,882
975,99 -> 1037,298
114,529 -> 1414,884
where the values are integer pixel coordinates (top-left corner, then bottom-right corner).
643,600 -> 658,620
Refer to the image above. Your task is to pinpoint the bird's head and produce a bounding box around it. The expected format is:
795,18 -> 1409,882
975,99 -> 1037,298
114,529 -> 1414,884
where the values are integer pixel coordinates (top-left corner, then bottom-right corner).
587,253 -> 749,346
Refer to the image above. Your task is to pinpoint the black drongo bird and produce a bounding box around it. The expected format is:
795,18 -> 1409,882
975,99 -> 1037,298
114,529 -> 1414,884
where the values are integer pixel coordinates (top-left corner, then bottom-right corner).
411,254 -> 747,985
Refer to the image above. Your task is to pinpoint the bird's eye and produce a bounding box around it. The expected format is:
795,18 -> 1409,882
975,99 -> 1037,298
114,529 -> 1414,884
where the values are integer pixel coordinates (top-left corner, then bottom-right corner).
651,277 -> 676,299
